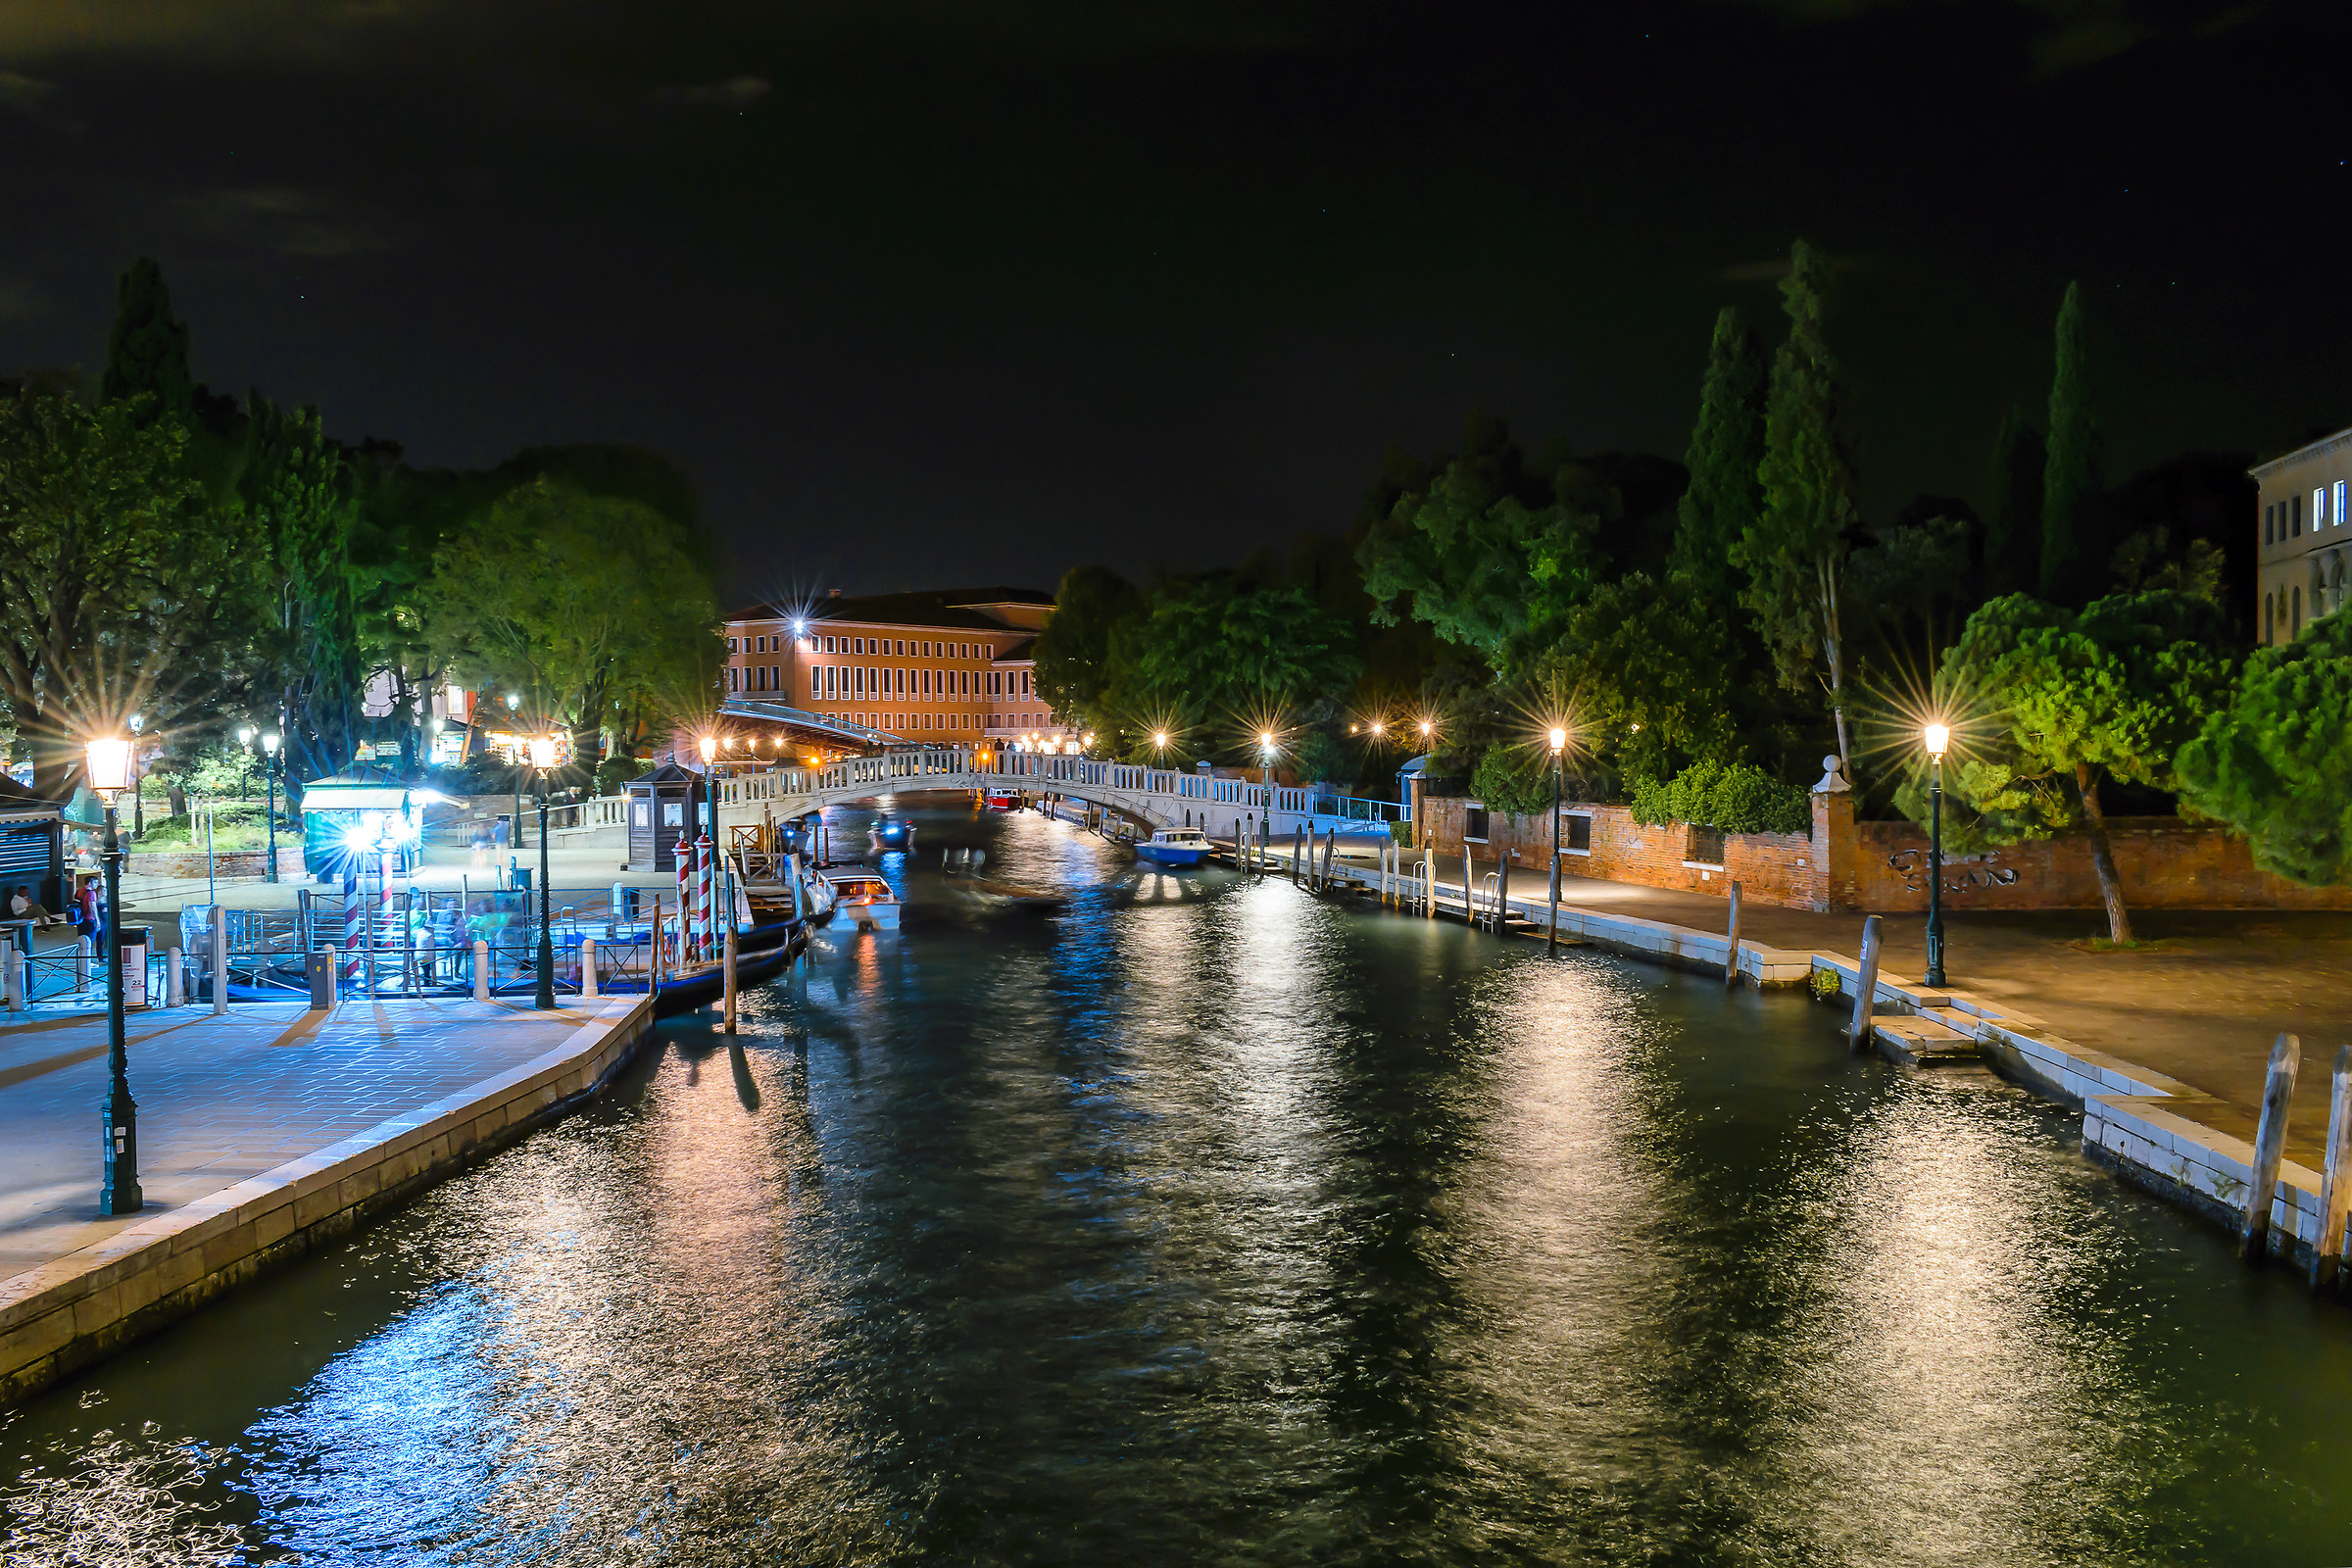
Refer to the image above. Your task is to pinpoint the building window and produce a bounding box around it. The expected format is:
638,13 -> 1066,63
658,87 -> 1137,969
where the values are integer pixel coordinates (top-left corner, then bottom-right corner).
2265,504 -> 2274,546
1686,825 -> 1726,867
2337,482 -> 2348,529
727,666 -> 739,692
2319,488 -> 2330,529
824,636 -> 836,653
771,665 -> 780,690
2294,495 -> 2304,537
1464,805 -> 1490,842
1564,813 -> 1592,853
1023,671 -> 1032,695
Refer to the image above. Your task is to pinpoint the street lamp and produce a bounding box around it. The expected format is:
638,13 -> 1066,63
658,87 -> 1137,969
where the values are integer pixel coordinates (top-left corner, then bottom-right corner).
262,731 -> 282,883
1923,721 -> 1950,988
1547,727 -> 1567,955
236,725 -> 255,802
85,735 -> 140,1216
530,733 -> 557,1008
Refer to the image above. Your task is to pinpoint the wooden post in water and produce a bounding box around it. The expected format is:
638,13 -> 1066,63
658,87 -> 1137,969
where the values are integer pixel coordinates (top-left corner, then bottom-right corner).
2314,1045 -> 2352,1291
1724,881 -> 1742,986
1423,847 -> 1434,919
1293,826 -> 1304,884
1494,856 -> 1509,933
1547,846 -> 1560,955
722,925 -> 739,1034
1462,845 -> 1475,927
1319,829 -> 1336,890
2241,1032 -> 2302,1263
1847,915 -> 1883,1052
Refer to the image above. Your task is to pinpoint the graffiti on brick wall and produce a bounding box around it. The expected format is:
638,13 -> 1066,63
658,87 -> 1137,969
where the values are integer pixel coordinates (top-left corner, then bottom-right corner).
1886,848 -> 2018,895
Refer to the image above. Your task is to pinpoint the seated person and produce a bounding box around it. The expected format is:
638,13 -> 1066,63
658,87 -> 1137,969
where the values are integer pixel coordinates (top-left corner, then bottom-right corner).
8,883 -> 64,928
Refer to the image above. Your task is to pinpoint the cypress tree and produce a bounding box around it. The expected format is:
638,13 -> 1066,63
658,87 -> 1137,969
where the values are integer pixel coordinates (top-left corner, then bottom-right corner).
1736,239 -> 1859,775
1981,401 -> 2045,599
101,257 -> 194,420
1669,307 -> 1766,602
2040,280 -> 2097,602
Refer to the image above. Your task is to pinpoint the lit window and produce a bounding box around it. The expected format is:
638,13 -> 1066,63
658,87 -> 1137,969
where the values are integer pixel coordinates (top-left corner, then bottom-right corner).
2337,482 -> 2347,528
2319,488 -> 2330,529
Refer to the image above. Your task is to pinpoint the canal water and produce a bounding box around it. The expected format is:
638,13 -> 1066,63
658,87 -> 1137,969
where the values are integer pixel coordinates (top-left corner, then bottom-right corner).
7,803 -> 2352,1565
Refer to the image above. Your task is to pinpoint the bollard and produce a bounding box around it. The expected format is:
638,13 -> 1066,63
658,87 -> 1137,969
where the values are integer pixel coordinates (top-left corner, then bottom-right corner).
4,938 -> 21,1011
1724,881 -> 1742,987
212,917 -> 229,1016
74,933 -> 90,992
166,945 -> 184,1007
473,938 -> 491,1003
2314,1045 -> 2352,1292
2241,1032 -> 2302,1263
306,945 -> 334,1010
582,938 -> 600,1001
1847,915 -> 1884,1052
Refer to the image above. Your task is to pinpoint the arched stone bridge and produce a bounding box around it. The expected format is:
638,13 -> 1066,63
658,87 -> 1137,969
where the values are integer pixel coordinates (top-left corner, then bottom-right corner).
557,748 -> 1408,847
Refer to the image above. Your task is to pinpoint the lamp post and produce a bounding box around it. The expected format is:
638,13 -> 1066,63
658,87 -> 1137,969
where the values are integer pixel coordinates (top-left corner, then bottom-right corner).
236,725 -> 254,802
1258,731 -> 1277,873
86,735 -> 140,1216
1547,726 -> 1567,956
261,731 -> 282,883
1923,721 -> 1950,988
531,734 -> 557,1008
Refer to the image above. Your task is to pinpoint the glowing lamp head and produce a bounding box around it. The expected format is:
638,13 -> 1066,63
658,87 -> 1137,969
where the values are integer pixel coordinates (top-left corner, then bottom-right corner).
84,736 -> 132,799
698,734 -> 717,763
1083,732 -> 1096,747
263,730 -> 281,756
1152,730 -> 1169,749
237,725 -> 254,748
1370,721 -> 1384,737
1547,726 -> 1567,754
1924,722 -> 1950,761
506,693 -> 520,710
528,735 -> 558,770
1258,731 -> 1275,753
1419,720 -> 1433,737
128,713 -> 143,735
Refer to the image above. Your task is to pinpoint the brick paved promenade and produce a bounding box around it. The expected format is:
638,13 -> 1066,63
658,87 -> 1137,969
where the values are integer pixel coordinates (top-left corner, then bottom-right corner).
0,999 -> 639,1282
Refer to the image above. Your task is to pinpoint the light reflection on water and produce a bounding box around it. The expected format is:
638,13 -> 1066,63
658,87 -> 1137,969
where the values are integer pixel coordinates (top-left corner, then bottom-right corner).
5,801 -> 2350,1565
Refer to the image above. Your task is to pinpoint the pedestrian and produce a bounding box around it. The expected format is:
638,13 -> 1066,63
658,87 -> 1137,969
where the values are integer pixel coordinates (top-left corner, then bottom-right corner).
470,821 -> 491,869
492,815 -> 511,853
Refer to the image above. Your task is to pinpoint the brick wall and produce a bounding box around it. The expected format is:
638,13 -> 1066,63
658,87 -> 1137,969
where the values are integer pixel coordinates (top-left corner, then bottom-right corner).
1418,796 -> 1829,908
1419,791 -> 2352,913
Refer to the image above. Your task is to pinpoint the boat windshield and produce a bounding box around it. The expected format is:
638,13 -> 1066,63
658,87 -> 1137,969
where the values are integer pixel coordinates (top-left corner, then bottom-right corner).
832,877 -> 894,900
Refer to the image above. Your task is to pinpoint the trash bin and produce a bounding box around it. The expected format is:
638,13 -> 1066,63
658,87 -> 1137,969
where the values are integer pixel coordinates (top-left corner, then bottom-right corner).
307,945 -> 335,1010
512,863 -> 531,894
116,925 -> 151,1010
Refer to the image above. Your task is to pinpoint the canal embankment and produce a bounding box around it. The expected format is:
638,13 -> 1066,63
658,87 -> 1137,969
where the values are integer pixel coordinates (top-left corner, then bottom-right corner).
0,994 -> 655,1405
1241,836 -> 2352,1272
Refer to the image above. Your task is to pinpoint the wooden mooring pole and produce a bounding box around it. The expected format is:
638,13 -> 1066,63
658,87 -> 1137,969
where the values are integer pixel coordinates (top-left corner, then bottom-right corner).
1423,848 -> 1434,919
2241,1031 -> 2302,1263
1847,915 -> 1883,1052
2313,1045 -> 2352,1291
1462,845 -> 1475,927
1724,880 -> 1742,987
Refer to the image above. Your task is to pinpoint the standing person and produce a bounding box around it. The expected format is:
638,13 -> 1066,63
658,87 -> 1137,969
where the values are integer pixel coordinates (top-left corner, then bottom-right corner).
470,821 -> 491,868
492,815 -> 510,855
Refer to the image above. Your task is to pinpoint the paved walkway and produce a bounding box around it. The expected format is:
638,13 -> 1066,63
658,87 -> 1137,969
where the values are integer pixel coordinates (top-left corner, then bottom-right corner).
0,998 -> 616,1282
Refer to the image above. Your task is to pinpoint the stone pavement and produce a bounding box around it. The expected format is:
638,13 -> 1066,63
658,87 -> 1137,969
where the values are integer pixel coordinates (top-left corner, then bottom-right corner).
0,997 -> 620,1282
1418,852 -> 2352,1167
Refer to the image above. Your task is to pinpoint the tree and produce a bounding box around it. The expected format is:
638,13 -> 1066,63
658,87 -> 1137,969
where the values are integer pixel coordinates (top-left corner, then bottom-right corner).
0,387 -> 259,798
2040,281 -> 2099,603
1981,402 -> 2043,600
2176,609 -> 2352,886
1929,590 -> 2236,944
1128,577 -> 1360,751
1669,307 -> 1766,602
1735,239 -> 1859,774
1528,572 -> 1751,787
100,258 -> 194,423
420,479 -> 722,768
1033,564 -> 1144,733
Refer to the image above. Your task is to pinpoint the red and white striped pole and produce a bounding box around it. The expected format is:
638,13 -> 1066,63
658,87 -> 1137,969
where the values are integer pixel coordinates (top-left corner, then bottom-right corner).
340,863 -> 361,990
695,830 -> 713,962
674,831 -> 693,963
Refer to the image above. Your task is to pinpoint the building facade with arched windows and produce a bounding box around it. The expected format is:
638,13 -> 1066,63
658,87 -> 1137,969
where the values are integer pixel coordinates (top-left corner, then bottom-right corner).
2253,428 -> 2352,645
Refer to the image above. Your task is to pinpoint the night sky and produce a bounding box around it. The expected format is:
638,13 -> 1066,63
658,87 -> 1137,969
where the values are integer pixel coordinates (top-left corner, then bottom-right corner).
0,1 -> 2341,605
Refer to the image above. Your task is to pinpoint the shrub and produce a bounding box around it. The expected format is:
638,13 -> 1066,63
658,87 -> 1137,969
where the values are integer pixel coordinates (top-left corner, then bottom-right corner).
1629,759 -> 1809,837
1469,746 -> 1554,817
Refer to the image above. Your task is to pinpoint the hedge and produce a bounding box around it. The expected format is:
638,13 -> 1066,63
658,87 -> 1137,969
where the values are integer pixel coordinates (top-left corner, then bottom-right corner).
1628,760 -> 1810,837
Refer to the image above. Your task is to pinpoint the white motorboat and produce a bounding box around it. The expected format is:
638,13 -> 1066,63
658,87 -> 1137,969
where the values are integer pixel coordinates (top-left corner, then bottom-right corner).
823,870 -> 901,930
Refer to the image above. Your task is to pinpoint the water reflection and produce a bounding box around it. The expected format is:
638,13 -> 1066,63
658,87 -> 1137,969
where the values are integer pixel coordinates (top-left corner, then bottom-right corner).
5,803 -> 2351,1565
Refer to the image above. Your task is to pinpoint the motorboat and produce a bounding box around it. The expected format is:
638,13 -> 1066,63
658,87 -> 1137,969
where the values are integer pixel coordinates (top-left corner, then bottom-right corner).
983,791 -> 1019,811
1135,828 -> 1212,868
873,818 -> 915,851
824,870 -> 902,930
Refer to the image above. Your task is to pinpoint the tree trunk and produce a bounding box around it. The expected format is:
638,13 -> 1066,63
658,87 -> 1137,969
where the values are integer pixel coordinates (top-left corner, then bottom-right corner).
1816,553 -> 1853,779
166,781 -> 187,817
2076,761 -> 2132,945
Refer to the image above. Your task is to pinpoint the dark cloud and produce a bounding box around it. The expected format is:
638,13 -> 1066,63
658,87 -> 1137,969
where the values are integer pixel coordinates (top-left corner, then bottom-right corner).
653,75 -> 770,109
172,186 -> 400,258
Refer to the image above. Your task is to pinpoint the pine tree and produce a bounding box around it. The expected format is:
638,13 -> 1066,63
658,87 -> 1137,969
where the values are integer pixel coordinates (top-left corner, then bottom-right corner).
1981,402 -> 2044,599
1735,239 -> 1859,775
2040,280 -> 2098,602
1669,307 -> 1766,602
101,257 -> 194,420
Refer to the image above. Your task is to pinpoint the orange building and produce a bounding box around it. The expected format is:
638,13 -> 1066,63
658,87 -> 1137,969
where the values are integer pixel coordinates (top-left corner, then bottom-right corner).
724,586 -> 1083,751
